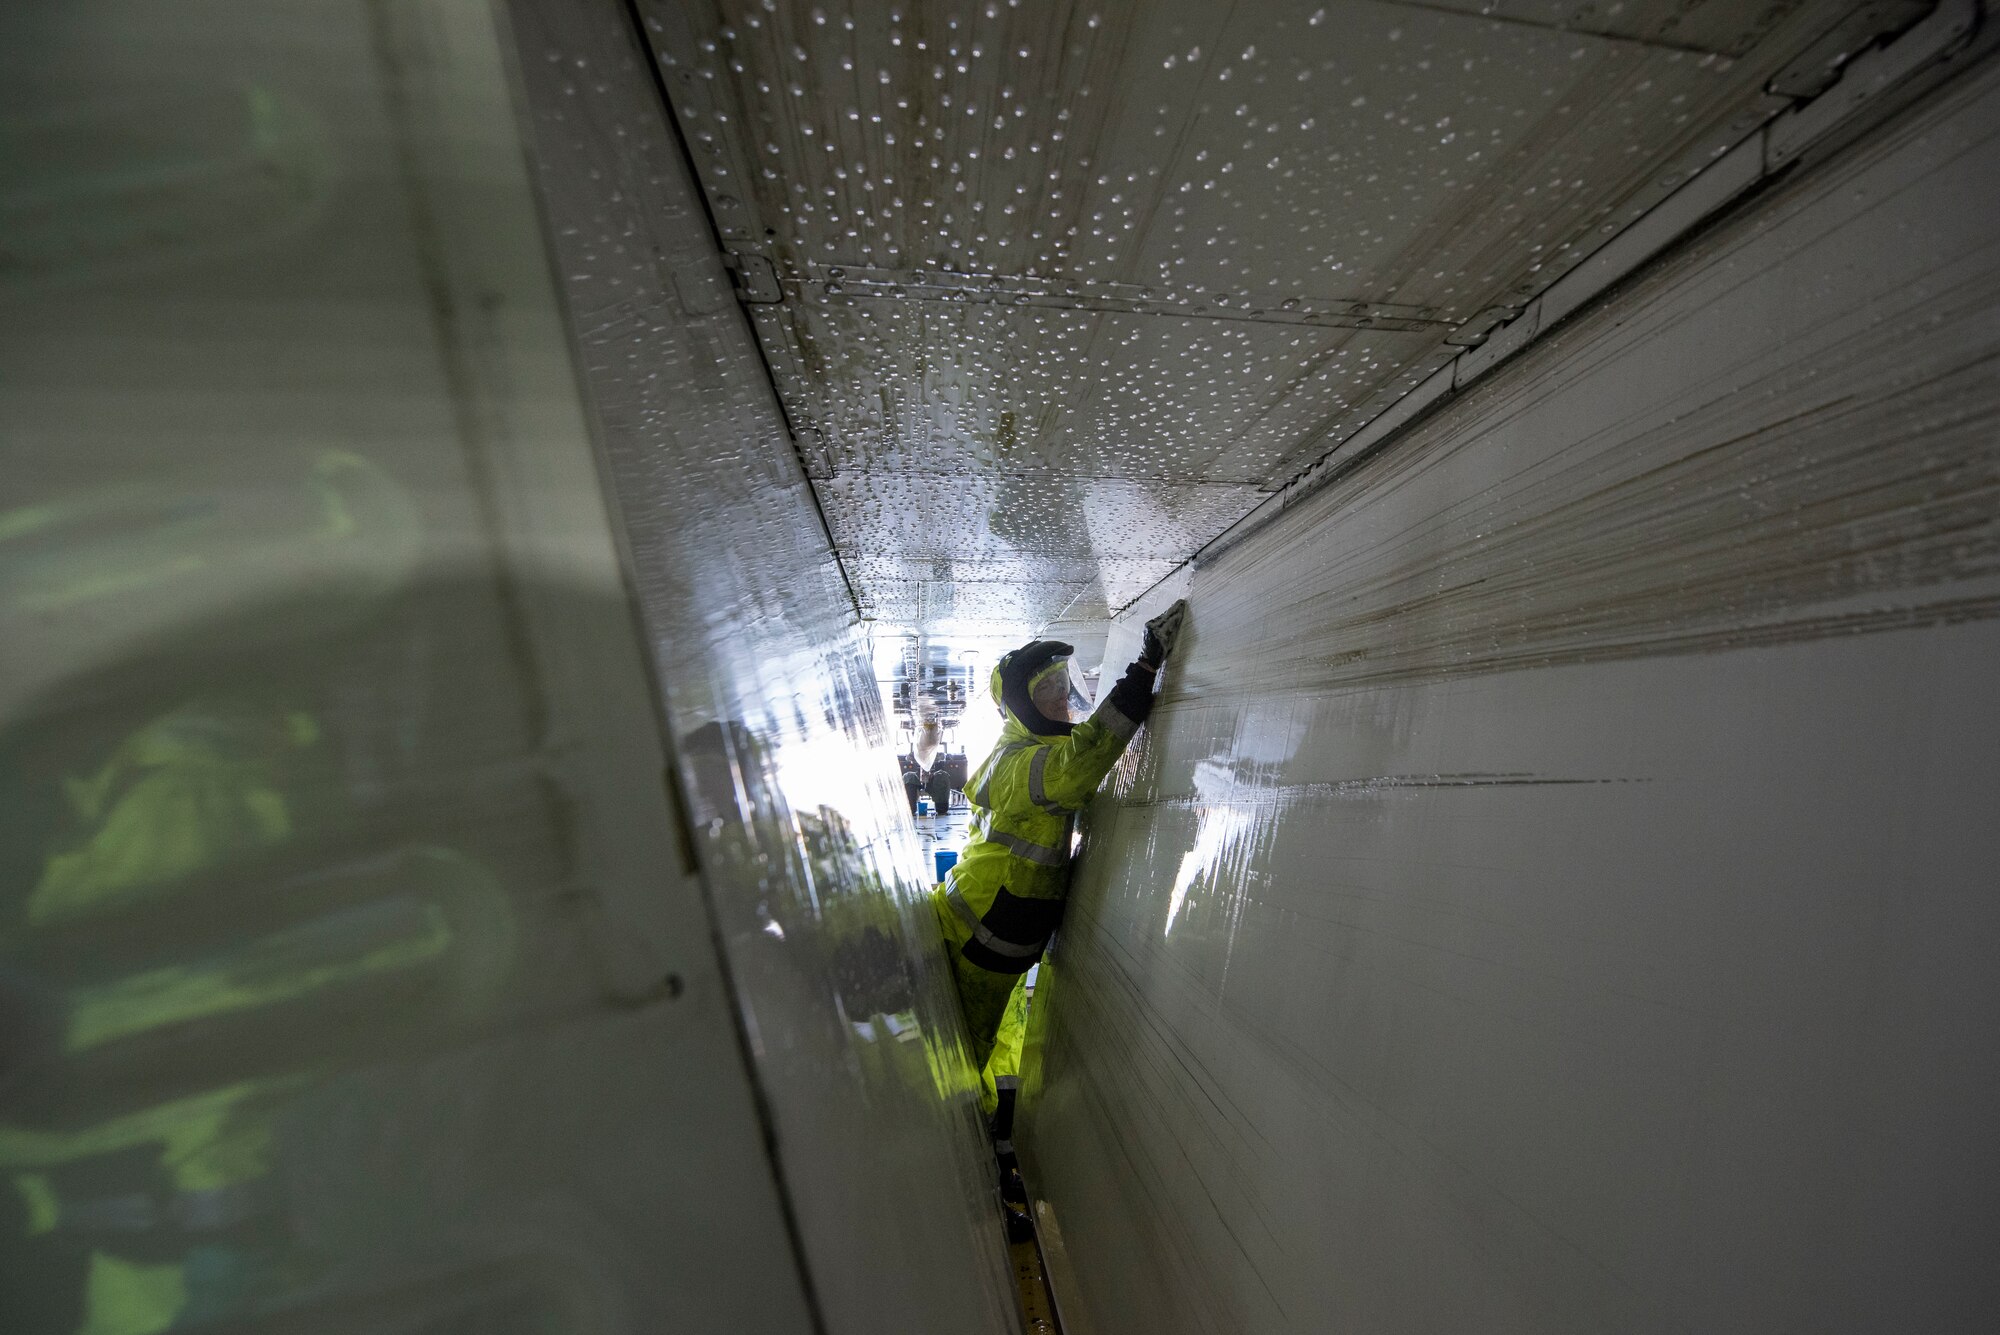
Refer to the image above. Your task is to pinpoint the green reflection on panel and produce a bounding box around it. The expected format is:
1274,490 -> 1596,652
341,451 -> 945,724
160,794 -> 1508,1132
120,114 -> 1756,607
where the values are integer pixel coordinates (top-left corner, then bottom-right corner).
0,2 -> 560,1330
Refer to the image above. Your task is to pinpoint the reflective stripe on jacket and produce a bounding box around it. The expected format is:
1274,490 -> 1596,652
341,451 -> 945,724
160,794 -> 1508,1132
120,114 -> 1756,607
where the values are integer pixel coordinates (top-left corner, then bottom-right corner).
937,668 -> 1150,974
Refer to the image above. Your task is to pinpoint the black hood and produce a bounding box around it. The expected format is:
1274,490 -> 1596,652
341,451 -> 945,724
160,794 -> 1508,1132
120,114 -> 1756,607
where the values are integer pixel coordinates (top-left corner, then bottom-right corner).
994,639 -> 1075,737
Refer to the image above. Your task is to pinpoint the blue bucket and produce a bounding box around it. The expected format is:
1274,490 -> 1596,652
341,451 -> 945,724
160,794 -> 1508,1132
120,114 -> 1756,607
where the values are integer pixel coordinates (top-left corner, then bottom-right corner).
934,848 -> 959,882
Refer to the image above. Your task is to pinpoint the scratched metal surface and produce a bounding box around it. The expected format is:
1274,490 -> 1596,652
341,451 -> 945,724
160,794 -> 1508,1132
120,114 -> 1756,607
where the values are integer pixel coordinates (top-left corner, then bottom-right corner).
0,0 -> 1014,1332
1021,55 -> 2000,1334
643,0 -> 1885,635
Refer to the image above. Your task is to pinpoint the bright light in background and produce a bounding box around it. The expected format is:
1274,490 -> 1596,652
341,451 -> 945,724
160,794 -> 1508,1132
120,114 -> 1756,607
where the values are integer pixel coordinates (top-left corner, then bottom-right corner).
958,686 -> 1003,766
870,633 -> 911,681
952,645 -> 1000,760
775,730 -> 881,816
872,632 -> 1013,766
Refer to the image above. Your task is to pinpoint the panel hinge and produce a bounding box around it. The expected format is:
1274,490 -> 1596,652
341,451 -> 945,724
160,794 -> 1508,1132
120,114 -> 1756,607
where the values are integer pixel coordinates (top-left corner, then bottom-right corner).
1766,0 -> 1984,168
724,252 -> 784,304
1766,0 -> 1936,99
1444,306 -> 1525,348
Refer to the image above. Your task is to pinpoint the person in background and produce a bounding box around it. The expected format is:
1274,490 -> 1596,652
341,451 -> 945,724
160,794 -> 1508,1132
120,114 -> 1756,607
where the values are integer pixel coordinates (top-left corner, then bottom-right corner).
933,600 -> 1188,1238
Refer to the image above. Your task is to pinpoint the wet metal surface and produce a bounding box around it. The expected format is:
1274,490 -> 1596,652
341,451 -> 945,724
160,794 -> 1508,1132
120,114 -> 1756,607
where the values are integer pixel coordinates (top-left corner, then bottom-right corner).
2,0 -> 1016,1331
1,0 -> 819,1329
1021,57 -> 2000,1334
644,0 -> 1903,635
502,0 -> 1020,1330
1009,1232 -> 1061,1335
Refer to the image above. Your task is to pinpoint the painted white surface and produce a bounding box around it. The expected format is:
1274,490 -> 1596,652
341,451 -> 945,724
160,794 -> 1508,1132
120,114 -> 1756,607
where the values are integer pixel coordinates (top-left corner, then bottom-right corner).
1025,53 -> 2000,1334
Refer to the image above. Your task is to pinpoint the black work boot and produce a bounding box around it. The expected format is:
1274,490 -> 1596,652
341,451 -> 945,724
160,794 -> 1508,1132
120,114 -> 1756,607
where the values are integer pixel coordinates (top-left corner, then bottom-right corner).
991,1078 -> 1034,1243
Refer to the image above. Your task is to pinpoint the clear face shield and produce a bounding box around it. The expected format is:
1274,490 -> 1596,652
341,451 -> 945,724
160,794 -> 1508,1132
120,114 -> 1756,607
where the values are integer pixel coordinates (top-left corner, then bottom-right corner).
1027,653 -> 1091,725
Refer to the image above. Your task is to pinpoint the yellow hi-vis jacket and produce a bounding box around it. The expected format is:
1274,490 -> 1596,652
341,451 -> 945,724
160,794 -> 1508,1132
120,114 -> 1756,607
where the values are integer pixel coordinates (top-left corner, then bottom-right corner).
935,659 -> 1153,976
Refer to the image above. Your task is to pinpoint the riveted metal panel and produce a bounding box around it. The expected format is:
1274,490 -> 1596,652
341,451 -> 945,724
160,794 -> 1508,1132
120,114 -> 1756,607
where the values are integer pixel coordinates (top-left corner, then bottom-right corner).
640,0 -> 1898,634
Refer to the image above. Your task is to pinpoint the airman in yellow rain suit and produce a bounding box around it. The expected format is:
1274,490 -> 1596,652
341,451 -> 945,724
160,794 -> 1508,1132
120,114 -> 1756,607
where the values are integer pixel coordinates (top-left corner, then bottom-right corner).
932,600 -> 1189,1118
